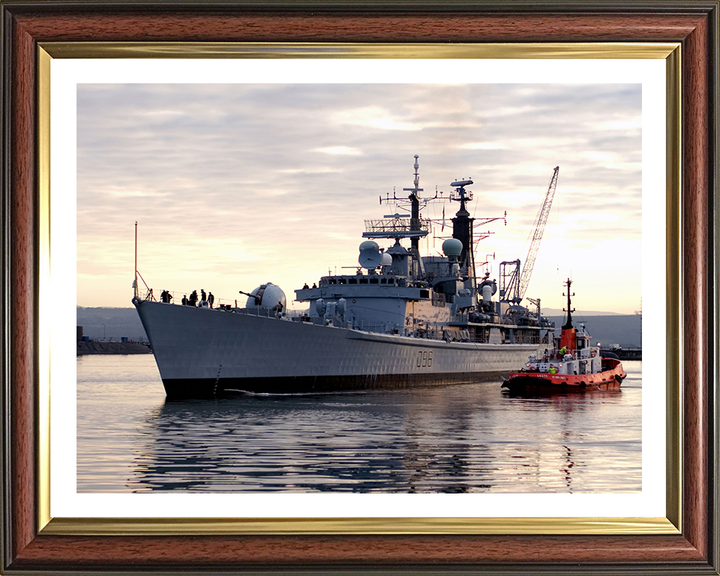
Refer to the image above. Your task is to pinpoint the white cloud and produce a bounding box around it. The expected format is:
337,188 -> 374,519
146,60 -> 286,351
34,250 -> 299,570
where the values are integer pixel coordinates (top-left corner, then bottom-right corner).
313,146 -> 363,156
331,106 -> 422,131
459,142 -> 508,150
592,119 -> 643,131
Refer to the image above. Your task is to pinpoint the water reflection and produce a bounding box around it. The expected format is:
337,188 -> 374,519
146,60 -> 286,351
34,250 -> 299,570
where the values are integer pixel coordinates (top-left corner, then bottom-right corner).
507,390 -> 627,492
127,381 -> 637,493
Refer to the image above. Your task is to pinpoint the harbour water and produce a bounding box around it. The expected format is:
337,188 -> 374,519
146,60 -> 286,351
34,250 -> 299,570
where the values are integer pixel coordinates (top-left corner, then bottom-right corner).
77,355 -> 642,493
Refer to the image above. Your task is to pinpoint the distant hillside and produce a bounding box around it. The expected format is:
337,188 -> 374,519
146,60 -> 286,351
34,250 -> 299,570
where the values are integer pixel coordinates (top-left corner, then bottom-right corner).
546,315 -> 641,348
77,307 -> 148,341
77,306 -> 642,348
541,308 -> 621,316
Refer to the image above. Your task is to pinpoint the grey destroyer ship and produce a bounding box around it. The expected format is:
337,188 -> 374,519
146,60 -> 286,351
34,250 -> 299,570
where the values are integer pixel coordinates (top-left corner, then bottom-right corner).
134,156 -> 554,398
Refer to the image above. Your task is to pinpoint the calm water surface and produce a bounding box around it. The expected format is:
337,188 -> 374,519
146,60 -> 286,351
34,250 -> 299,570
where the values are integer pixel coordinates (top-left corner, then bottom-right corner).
77,355 -> 642,493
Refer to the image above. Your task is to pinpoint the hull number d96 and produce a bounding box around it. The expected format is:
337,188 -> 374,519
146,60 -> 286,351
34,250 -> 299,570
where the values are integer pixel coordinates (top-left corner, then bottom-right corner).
417,350 -> 433,368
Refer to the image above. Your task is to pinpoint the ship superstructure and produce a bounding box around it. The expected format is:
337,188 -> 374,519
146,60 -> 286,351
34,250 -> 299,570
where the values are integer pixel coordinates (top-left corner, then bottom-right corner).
134,156 -> 555,398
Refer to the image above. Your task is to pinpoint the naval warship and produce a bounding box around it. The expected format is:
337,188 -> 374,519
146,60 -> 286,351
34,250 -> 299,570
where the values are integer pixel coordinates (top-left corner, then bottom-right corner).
134,156 -> 554,399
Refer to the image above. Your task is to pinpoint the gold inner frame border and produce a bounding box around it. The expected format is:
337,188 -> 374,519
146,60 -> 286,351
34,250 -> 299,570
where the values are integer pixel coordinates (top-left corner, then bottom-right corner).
37,41 -> 681,537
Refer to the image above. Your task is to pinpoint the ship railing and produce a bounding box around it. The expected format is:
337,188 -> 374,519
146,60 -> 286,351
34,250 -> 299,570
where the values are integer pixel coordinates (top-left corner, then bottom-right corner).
149,290 -> 304,312
350,321 -> 404,334
147,289 -> 241,309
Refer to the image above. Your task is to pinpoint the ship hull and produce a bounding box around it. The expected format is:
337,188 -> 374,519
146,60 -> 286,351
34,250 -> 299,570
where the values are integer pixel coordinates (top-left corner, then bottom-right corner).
502,360 -> 627,395
135,300 -> 539,399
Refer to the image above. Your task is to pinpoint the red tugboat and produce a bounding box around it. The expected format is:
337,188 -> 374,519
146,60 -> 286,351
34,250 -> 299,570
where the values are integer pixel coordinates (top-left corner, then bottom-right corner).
502,279 -> 627,394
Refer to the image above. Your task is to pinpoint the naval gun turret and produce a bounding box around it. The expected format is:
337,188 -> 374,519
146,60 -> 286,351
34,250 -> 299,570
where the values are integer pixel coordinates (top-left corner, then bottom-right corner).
240,282 -> 286,314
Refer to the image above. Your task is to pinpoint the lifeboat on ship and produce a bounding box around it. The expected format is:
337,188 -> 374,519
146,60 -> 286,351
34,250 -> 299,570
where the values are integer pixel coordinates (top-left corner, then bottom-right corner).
502,278 -> 627,394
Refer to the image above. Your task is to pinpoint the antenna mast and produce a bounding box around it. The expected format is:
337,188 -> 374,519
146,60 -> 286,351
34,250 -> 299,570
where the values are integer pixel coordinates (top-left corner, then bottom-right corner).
403,154 -> 424,258
134,221 -> 139,298
563,277 -> 575,329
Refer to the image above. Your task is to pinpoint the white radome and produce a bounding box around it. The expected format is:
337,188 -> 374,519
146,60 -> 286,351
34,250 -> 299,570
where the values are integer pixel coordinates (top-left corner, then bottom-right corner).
442,238 -> 463,257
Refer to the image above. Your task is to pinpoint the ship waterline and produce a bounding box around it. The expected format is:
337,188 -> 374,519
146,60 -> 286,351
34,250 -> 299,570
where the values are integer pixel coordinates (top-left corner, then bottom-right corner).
136,300 -> 539,398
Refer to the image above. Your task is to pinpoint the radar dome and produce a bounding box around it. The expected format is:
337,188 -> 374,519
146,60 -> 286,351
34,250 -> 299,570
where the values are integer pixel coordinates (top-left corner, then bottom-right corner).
442,238 -> 463,257
359,240 -> 379,252
246,282 -> 286,311
381,252 -> 392,266
358,240 -> 382,269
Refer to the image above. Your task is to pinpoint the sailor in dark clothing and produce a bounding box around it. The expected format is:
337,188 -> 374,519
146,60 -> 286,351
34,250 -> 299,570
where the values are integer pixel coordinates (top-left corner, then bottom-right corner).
208,292 -> 215,308
182,294 -> 188,306
201,289 -> 207,301
189,290 -> 198,306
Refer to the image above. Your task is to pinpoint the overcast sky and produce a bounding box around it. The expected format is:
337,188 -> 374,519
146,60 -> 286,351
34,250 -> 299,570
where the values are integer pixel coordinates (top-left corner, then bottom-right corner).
77,82 -> 642,314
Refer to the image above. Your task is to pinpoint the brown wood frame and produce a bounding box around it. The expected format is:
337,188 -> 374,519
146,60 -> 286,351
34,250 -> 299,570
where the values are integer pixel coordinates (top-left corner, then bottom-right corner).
1,1 -> 718,573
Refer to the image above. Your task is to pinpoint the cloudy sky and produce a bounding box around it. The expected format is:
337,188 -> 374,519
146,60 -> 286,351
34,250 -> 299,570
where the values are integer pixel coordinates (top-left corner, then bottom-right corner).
77,81 -> 642,314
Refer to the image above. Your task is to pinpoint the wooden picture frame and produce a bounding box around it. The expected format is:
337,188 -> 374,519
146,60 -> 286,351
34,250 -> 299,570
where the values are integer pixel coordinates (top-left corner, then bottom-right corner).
2,1 -> 717,573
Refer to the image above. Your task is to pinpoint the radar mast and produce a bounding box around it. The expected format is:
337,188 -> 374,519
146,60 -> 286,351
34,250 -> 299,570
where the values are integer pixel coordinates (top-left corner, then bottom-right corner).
450,178 -> 475,282
403,154 -> 424,258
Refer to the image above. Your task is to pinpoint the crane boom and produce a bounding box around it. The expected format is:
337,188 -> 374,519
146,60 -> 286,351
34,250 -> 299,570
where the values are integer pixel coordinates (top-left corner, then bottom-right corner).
517,166 -> 559,301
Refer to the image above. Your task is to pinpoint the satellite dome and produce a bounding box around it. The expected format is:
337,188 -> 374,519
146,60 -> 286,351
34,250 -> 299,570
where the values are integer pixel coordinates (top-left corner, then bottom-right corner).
381,252 -> 392,266
246,282 -> 286,311
442,238 -> 463,257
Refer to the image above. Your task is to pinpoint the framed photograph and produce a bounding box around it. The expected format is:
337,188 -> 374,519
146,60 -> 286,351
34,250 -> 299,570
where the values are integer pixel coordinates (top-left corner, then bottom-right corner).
2,2 -> 717,574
